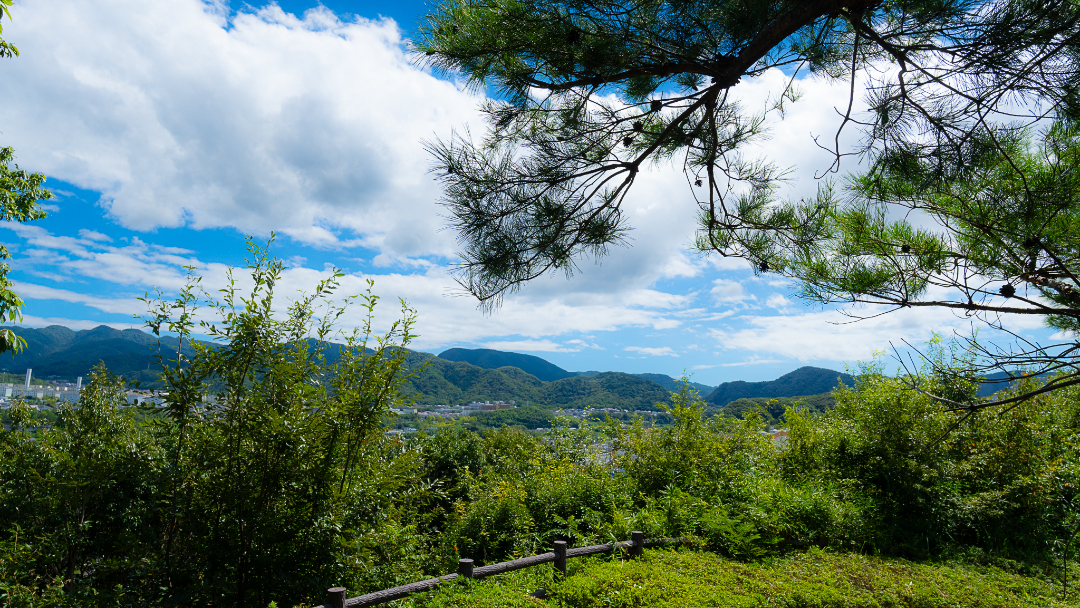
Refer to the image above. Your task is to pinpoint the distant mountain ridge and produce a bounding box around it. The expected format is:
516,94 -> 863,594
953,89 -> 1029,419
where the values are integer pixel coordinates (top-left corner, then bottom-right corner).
3,326 -> 854,411
705,366 -> 855,406
0,324 -> 188,384
439,349 -> 714,394
438,348 -> 576,382
407,349 -> 670,409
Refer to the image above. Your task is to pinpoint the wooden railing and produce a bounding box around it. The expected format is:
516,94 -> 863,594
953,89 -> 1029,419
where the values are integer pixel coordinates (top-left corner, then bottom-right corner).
316,531 -> 678,608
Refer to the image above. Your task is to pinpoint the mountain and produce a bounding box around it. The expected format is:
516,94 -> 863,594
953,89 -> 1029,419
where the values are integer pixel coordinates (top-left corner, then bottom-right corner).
437,348 -> 576,382
436,349 -> 714,395
404,350 -> 669,409
631,373 -> 713,395
705,366 -> 854,407
0,325 -> 191,384
1,325 -> 838,412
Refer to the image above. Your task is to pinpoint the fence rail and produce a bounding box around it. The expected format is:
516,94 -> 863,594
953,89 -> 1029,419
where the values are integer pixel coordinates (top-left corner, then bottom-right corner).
316,532 -> 679,608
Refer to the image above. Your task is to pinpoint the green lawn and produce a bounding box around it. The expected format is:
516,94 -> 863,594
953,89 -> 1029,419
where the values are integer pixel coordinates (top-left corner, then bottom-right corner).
399,549 -> 1076,608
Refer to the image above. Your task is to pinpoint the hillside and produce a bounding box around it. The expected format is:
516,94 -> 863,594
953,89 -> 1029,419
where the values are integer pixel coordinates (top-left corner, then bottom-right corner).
0,324 -> 191,384
3,325 -> 850,411
402,350 -> 670,409
705,366 -> 854,406
438,348 -> 575,382
437,349 -> 714,394
718,392 -> 836,426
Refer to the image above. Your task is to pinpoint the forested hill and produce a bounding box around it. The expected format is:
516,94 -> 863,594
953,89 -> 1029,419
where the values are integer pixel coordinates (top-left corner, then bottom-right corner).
2,325 -> 851,410
438,348 -> 714,394
705,366 -> 854,407
403,349 -> 670,409
0,325 -> 673,409
437,347 -> 575,382
0,324 -> 189,385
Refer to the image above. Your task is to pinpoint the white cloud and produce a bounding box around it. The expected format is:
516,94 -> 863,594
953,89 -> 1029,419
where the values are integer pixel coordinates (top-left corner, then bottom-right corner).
721,356 -> 786,367
708,304 -> 984,362
710,279 -> 755,305
482,339 -> 581,353
624,346 -> 678,357
78,229 -> 113,242
566,339 -> 604,350
5,223 -> 700,350
2,0 -> 483,255
765,293 -> 794,311
8,0 -> 1002,376
12,282 -> 144,315
3,223 -> 203,291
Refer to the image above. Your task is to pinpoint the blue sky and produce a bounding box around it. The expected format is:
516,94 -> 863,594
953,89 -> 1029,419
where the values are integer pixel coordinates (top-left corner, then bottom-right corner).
0,0 -> 1059,385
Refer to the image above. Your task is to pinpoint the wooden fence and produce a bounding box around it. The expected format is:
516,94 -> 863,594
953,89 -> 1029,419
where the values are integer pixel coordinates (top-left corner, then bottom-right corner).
316,531 -> 678,608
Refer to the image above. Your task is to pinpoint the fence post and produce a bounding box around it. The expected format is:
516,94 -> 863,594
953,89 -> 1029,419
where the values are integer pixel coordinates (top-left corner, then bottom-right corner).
631,531 -> 644,559
458,558 -> 474,579
553,540 -> 567,576
327,586 -> 346,608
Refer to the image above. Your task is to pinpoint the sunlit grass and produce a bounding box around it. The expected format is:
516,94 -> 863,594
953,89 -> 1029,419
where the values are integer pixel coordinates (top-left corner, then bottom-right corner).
396,548 -> 1076,608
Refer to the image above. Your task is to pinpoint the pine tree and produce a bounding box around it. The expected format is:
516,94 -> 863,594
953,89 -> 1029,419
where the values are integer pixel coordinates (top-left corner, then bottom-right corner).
420,0 -> 1080,406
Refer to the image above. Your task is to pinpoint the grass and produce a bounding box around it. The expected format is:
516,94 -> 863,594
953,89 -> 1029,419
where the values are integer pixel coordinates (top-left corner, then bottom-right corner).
390,549 -> 1077,608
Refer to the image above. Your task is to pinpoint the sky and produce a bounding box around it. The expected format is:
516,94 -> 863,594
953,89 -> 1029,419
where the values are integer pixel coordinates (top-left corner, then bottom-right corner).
0,0 -> 1060,385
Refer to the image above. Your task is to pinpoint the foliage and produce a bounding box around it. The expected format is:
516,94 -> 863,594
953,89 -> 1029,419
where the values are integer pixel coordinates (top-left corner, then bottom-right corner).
720,392 -> 835,427
0,241 -> 420,607
461,405 -> 554,431
784,351 -> 1080,560
3,337 -> 1080,605
420,0 -> 1080,406
419,0 -> 1080,304
0,0 -> 17,59
0,151 -> 50,356
715,121 -> 1080,407
0,1 -> 51,356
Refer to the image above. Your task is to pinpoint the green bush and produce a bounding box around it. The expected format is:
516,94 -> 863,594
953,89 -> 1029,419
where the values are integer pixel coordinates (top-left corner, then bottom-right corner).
0,241 -> 421,607
783,355 -> 1080,559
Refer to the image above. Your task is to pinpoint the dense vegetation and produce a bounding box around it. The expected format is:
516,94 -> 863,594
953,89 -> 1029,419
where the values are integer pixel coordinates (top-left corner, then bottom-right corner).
3,356 -> 1080,605
2,254 -> 1079,607
718,392 -> 836,427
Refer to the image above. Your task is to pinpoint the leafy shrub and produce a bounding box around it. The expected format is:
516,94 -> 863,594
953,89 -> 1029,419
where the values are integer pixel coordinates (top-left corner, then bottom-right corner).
447,476 -> 534,564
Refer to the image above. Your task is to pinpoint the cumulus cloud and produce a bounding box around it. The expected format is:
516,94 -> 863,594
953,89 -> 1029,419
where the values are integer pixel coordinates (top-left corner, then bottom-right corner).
708,305 -> 992,363
765,293 -> 795,311
2,0 -> 482,255
11,283 -> 144,315
6,0 -> 986,377
710,279 -> 755,306
4,223 -> 696,350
